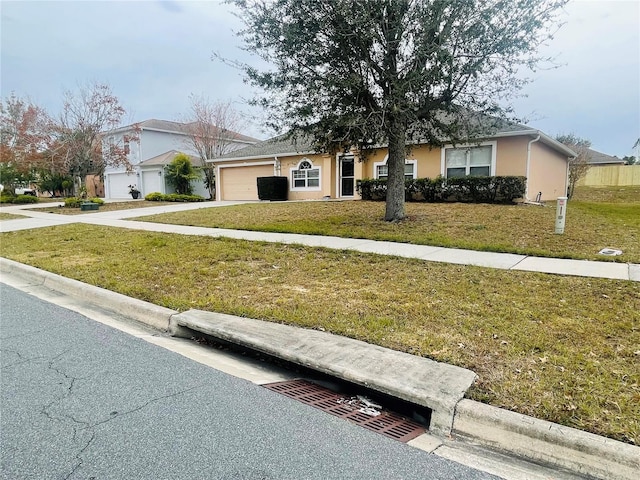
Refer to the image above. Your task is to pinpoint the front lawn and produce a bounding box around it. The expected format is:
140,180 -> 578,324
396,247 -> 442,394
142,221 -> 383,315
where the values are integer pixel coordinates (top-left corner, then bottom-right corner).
1,224 -> 638,445
31,200 -> 177,215
135,186 -> 640,263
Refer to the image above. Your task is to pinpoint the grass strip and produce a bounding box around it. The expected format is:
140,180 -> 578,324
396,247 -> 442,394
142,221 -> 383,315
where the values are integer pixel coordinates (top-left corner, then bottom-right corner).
135,197 -> 640,263
1,223 -> 638,445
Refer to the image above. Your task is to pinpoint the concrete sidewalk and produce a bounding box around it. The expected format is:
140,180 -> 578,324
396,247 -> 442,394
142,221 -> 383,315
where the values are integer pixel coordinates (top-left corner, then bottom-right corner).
1,201 -> 638,281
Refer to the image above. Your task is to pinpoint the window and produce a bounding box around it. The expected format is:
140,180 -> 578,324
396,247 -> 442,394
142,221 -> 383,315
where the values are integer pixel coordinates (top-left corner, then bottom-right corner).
291,159 -> 321,190
374,157 -> 416,181
444,144 -> 493,178
124,140 -> 130,155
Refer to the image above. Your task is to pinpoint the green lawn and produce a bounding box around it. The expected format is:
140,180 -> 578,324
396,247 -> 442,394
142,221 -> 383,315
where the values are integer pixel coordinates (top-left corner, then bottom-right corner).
134,186 -> 640,263
1,223 -> 638,445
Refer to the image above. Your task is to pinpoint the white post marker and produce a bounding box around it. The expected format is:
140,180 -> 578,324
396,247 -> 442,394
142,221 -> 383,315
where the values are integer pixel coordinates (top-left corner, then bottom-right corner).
555,196 -> 568,234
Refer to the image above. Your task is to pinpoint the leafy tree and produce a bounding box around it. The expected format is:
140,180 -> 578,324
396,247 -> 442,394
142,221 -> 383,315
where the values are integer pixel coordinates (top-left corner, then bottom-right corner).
164,153 -> 202,195
229,0 -> 566,221
54,82 -> 134,193
182,94 -> 246,199
556,133 -> 591,199
0,93 -> 53,182
622,155 -> 637,165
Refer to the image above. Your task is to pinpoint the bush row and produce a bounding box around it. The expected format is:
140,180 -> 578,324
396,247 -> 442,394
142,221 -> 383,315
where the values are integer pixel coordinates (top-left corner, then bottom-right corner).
356,176 -> 526,204
144,192 -> 205,202
64,197 -> 105,208
0,194 -> 39,204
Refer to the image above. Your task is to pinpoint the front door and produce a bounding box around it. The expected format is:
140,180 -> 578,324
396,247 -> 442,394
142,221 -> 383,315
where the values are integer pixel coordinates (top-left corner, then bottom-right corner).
340,156 -> 355,197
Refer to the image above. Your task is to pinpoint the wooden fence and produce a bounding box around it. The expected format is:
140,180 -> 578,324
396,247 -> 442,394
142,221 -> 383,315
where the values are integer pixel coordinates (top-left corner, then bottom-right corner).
578,165 -> 640,186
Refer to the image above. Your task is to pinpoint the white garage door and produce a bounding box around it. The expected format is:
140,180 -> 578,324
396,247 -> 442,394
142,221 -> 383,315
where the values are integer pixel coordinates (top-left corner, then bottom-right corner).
141,170 -> 163,195
107,172 -> 137,199
220,164 -> 275,200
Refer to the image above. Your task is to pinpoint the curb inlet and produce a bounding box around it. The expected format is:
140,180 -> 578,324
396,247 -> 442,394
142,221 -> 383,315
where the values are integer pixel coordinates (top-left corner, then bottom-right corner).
263,379 -> 425,443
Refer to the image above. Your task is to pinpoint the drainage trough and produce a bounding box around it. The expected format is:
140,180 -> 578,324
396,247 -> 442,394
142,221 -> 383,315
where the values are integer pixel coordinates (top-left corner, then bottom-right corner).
170,309 -> 477,436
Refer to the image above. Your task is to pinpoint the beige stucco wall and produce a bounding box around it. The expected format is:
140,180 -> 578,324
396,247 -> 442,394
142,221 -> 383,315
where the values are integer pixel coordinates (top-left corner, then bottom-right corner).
360,145 -> 441,179
495,137 -> 528,177
279,153 -> 331,200
528,141 -> 569,201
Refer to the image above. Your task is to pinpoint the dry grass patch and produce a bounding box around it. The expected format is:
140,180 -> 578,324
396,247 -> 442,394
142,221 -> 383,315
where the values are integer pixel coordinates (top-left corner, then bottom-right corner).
0,213 -> 26,221
31,200 -> 177,215
137,193 -> 640,263
1,223 -> 638,444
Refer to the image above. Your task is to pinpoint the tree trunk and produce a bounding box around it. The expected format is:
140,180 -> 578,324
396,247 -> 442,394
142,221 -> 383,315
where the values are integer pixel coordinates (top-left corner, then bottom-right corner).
384,115 -> 407,221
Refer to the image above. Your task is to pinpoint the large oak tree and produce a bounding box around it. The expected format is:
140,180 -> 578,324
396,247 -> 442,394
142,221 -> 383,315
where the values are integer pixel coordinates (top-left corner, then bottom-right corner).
230,0 -> 566,220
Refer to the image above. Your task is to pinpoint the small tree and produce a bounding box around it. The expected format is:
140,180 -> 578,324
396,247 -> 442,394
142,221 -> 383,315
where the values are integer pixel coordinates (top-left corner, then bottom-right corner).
556,133 -> 591,199
165,153 -> 202,195
182,95 -> 246,199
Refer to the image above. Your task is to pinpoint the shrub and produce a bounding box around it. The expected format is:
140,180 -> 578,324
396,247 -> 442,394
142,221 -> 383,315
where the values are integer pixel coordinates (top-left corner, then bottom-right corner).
0,193 -> 15,204
495,176 -> 527,203
356,179 -> 387,200
12,194 -> 39,204
88,197 -> 104,205
144,192 -> 164,201
144,192 -> 205,202
64,197 -> 83,208
411,176 -> 445,202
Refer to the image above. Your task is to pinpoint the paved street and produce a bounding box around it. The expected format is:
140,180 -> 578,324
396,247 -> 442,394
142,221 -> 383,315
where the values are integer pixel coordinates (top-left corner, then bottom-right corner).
1,284 -> 497,480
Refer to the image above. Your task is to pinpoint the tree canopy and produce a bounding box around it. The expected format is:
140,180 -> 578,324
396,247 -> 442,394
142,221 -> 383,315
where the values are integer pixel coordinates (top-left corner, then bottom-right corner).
231,0 -> 567,220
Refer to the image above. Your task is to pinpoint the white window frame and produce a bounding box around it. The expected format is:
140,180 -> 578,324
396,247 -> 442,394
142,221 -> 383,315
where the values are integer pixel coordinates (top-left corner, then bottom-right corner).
290,158 -> 321,191
440,141 -> 497,178
373,155 -> 417,180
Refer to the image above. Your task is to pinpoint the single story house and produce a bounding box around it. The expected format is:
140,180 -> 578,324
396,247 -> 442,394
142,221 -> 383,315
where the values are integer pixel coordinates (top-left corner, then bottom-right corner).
586,149 -> 626,166
211,125 -> 576,202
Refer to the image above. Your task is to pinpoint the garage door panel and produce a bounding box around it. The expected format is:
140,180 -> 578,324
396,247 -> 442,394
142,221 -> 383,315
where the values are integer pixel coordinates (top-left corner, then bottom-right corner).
107,172 -> 137,199
221,164 -> 274,200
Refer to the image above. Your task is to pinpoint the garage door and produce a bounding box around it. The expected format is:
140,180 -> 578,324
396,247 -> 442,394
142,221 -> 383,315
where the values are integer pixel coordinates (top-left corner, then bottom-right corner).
220,164 -> 275,200
141,170 -> 163,195
107,172 -> 137,199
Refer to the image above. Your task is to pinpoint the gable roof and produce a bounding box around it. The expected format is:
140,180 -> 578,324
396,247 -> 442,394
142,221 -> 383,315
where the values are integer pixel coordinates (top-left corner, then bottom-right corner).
106,119 -> 261,145
214,125 -> 576,162
139,150 -> 203,167
586,148 -> 625,165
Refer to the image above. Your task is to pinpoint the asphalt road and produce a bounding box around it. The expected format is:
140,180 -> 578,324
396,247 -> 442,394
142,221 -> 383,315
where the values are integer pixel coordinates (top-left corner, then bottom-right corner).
0,283 -> 498,480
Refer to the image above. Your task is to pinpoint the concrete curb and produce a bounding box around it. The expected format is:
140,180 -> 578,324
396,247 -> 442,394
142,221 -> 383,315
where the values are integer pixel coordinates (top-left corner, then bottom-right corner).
0,257 -> 176,331
170,309 -> 477,437
2,258 -> 639,479
453,399 -> 639,480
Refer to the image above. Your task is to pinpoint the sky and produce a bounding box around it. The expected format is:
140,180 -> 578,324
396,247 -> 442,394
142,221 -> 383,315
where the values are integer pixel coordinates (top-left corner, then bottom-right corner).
1,0 -> 639,158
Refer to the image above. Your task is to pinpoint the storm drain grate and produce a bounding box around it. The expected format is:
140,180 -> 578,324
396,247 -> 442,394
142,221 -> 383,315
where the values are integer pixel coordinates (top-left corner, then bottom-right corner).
263,379 -> 425,442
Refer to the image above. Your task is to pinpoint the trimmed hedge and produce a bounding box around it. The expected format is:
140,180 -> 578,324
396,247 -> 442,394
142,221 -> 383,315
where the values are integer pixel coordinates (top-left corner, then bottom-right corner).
10,194 -> 39,204
357,176 -> 526,204
64,197 -> 103,208
144,192 -> 205,202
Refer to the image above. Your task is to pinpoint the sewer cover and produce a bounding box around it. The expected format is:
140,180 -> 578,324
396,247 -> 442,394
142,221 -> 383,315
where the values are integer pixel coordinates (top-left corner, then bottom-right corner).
263,379 -> 425,442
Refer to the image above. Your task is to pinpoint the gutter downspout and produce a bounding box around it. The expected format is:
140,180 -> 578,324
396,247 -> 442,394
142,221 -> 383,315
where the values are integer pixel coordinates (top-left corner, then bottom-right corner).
526,134 -> 541,201
274,156 -> 281,176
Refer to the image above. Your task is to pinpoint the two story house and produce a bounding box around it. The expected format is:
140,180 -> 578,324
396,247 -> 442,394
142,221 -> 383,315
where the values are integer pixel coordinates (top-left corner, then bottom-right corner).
103,119 -> 259,199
